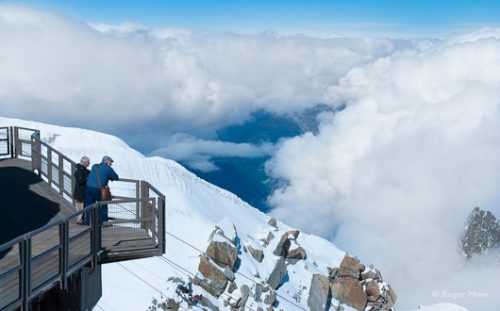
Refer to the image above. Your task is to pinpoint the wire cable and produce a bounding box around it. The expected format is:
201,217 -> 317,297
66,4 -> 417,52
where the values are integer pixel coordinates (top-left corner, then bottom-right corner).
117,262 -> 191,311
159,255 -> 258,311
117,262 -> 166,297
164,229 -> 307,310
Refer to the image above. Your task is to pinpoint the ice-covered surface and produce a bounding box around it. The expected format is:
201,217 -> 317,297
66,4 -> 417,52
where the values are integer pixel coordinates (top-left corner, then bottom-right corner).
0,117 -> 469,311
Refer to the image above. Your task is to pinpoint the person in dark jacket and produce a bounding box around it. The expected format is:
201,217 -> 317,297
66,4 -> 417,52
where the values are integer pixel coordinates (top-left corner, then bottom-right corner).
73,156 -> 90,224
84,155 -> 119,224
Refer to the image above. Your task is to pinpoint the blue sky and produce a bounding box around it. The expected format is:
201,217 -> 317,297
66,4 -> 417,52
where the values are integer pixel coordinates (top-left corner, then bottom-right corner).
16,0 -> 500,36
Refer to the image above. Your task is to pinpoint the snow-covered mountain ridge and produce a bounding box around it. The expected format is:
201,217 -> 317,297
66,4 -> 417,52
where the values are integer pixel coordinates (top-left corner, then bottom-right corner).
0,117 -> 467,311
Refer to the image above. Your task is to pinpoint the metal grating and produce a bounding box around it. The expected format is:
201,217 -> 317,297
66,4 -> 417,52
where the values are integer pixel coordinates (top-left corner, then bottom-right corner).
31,249 -> 59,291
0,268 -> 20,309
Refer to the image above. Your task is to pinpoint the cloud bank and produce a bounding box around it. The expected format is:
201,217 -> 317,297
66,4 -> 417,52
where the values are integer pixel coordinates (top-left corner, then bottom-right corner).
267,28 -> 500,309
152,133 -> 275,172
0,4 -> 405,138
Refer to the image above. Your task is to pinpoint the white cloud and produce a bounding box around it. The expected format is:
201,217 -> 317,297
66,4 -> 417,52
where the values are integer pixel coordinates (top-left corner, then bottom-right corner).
267,31 -> 500,309
152,133 -> 275,172
0,4 -> 405,137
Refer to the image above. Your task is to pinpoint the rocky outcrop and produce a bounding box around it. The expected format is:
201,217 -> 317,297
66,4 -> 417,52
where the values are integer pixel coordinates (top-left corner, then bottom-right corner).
307,255 -> 396,311
248,245 -> 264,263
239,285 -> 250,310
154,298 -> 179,311
206,236 -> 238,270
260,231 -> 275,246
307,274 -> 331,311
273,233 -> 292,257
157,224 -> 395,311
263,289 -> 276,305
337,255 -> 365,279
268,218 -> 278,229
286,246 -> 307,264
331,278 -> 367,311
254,284 -> 264,302
195,226 -> 241,299
287,230 -> 300,240
461,207 -> 500,257
196,256 -> 228,297
266,257 -> 287,289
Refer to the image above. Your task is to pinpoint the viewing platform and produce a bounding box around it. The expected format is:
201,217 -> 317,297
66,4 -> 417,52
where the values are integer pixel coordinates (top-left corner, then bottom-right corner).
0,126 -> 165,310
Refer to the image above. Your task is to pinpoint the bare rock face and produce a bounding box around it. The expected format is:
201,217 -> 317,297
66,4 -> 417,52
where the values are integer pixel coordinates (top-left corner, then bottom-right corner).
227,281 -> 237,294
268,218 -> 278,229
266,257 -> 288,289
307,274 -> 332,311
206,237 -> 238,270
287,230 -> 300,240
325,256 -> 395,311
159,298 -> 180,310
254,284 -> 264,302
196,256 -> 228,297
461,207 -> 500,257
200,296 -> 219,311
361,266 -> 382,281
382,285 -> 397,309
331,278 -> 367,311
273,233 -> 291,257
260,231 -> 275,247
327,267 -> 338,279
365,281 -> 381,302
286,246 -> 307,264
235,284 -> 250,311
338,255 -> 365,279
248,245 -> 264,263
263,290 -> 276,305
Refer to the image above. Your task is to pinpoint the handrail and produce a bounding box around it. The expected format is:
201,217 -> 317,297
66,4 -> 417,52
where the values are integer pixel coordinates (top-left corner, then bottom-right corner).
0,126 -> 167,310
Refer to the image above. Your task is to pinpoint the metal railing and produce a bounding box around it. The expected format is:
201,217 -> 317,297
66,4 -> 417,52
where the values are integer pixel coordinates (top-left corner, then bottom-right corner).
0,127 -> 12,157
0,126 -> 166,310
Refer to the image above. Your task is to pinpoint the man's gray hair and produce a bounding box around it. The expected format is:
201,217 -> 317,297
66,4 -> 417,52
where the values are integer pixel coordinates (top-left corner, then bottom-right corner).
80,156 -> 90,165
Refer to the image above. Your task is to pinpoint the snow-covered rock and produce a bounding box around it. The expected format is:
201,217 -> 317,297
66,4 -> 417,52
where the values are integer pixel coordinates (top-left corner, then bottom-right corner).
461,207 -> 500,258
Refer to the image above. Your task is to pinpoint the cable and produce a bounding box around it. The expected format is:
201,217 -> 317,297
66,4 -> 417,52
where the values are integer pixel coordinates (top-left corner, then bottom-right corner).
165,230 -> 205,254
164,229 -> 307,311
117,262 -> 166,297
159,255 -> 258,311
117,261 -> 192,311
160,256 -> 197,278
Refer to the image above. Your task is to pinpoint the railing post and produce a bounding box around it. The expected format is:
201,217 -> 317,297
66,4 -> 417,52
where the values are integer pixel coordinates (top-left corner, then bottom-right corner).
92,203 -> 102,267
9,126 -> 14,158
136,180 -> 140,218
31,131 -> 41,173
20,238 -> 31,311
140,181 -> 149,230
71,162 -> 76,205
150,198 -> 157,245
159,195 -> 166,254
59,221 -> 69,289
58,155 -> 64,195
14,127 -> 22,157
47,149 -> 52,186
